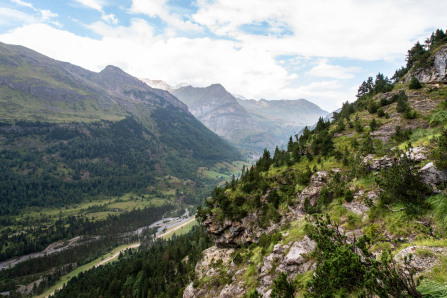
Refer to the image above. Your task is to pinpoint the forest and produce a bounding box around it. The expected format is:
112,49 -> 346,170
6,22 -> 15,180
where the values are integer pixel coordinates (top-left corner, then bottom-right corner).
53,226 -> 212,298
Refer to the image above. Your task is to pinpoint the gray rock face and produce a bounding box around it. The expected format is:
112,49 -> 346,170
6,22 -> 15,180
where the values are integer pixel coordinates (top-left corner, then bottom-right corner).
407,45 -> 447,83
257,236 -> 316,296
419,162 -> 447,185
172,84 -> 262,141
297,170 -> 335,210
361,154 -> 396,171
203,212 -> 277,248
403,147 -> 428,162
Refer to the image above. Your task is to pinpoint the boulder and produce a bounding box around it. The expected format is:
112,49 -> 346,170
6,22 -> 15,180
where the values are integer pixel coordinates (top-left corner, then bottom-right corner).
194,246 -> 234,279
361,155 -> 395,171
203,211 -> 278,248
419,162 -> 447,185
403,147 -> 428,162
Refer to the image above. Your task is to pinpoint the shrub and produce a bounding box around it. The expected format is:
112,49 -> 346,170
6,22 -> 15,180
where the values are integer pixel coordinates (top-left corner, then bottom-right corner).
432,128 -> 447,169
404,108 -> 417,119
376,154 -> 431,214
271,272 -> 295,298
355,121 -> 364,133
392,126 -> 412,143
396,91 -> 409,113
305,215 -> 421,297
344,189 -> 354,202
367,100 -> 378,114
409,77 -> 422,89
370,118 -> 378,131
377,108 -> 386,117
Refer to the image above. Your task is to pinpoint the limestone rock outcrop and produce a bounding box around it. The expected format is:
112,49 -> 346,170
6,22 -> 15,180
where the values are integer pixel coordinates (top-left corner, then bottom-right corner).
419,162 -> 447,186
298,171 -> 328,209
361,154 -> 396,171
406,45 -> 447,83
203,212 -> 279,248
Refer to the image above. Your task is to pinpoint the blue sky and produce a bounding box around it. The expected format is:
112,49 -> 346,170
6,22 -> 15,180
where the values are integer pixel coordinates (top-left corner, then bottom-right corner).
0,0 -> 446,111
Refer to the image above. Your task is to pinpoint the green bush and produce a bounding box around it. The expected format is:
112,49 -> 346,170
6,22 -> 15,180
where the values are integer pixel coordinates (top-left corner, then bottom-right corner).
409,77 -> 422,90
305,215 -> 421,297
271,272 -> 295,298
404,108 -> 417,119
432,128 -> 447,169
369,118 -> 378,131
396,91 -> 410,113
376,154 -> 431,214
344,189 -> 354,202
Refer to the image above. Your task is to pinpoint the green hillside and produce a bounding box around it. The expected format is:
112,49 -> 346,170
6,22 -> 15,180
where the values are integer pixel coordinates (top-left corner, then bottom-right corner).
0,42 -> 241,267
50,29 -> 447,298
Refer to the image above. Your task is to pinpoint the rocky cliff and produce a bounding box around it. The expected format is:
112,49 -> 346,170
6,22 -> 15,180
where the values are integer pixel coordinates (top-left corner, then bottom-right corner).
407,44 -> 447,84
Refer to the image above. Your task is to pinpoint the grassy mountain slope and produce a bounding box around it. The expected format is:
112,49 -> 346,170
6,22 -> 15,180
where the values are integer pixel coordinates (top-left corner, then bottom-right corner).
0,42 -> 241,273
186,30 -> 447,297
48,29 -> 447,298
0,42 -> 240,211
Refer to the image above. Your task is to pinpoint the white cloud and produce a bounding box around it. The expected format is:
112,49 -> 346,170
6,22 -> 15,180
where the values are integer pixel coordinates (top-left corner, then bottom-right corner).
0,7 -> 37,26
129,0 -> 202,32
72,0 -> 118,25
2,0 -> 446,112
193,0 -> 447,60
307,59 -> 361,79
7,0 -> 59,24
0,6 -> 58,28
73,0 -> 104,12
10,0 -> 33,9
0,23 -> 291,103
278,81 -> 353,112
101,13 -> 118,25
40,9 -> 58,21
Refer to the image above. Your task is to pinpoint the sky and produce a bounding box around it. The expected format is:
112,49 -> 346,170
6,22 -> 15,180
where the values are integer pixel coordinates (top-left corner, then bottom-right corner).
0,0 -> 446,111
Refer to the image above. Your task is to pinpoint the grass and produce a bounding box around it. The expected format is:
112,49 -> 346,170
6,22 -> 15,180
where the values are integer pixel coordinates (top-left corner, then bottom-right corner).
422,255 -> 447,288
160,219 -> 198,240
354,175 -> 376,189
1,192 -> 173,235
418,280 -> 447,298
283,219 -> 307,244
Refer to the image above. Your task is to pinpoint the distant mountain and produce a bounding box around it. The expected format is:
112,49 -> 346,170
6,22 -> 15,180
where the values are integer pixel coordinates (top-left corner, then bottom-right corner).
0,42 -> 240,212
237,98 -> 328,126
237,98 -> 328,146
140,78 -> 173,92
171,84 -> 268,146
143,80 -> 328,154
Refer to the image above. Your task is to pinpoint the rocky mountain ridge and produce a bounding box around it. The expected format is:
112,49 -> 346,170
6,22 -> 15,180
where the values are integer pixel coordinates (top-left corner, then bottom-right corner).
142,80 -> 328,154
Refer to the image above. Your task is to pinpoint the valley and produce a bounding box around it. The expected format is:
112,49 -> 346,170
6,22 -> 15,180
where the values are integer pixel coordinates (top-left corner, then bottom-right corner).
0,13 -> 446,297
0,42 -> 246,296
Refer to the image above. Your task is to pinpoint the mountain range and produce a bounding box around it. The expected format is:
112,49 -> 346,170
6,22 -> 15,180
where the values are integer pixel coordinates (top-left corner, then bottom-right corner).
141,79 -> 328,155
0,41 -> 240,212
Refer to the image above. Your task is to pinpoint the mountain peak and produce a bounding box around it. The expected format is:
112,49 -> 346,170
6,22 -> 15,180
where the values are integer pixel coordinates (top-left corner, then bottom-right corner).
208,83 -> 226,91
